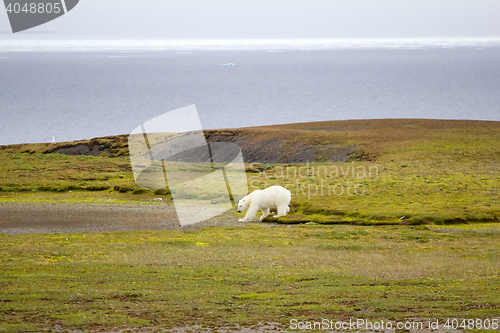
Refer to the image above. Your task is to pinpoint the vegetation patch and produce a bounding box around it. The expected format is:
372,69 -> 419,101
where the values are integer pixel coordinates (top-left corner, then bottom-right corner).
0,224 -> 499,331
132,187 -> 151,195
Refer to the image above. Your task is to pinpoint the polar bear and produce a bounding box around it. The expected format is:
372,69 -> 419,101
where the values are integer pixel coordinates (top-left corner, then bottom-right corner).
237,185 -> 291,222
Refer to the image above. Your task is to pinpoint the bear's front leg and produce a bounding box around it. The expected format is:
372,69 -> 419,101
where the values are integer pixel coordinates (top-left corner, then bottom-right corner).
239,206 -> 259,222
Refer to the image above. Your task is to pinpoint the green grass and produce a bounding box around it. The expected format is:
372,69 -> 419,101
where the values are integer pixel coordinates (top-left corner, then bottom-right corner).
253,158 -> 499,225
429,223 -> 500,232
1,224 -> 499,331
0,152 -> 134,193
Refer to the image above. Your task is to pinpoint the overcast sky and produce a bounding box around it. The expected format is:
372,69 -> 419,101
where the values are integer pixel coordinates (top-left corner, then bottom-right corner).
1,0 -> 500,39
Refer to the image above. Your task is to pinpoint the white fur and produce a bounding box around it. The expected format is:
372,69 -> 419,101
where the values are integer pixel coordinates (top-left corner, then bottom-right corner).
237,185 -> 291,222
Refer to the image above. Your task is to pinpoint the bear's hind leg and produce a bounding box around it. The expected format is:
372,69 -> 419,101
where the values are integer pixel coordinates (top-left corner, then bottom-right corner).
273,205 -> 288,218
259,207 -> 270,221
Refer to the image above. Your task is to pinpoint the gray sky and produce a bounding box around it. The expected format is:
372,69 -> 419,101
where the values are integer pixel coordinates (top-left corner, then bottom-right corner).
1,0 -> 500,39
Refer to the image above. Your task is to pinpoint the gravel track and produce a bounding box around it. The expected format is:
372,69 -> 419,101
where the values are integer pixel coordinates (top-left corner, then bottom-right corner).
0,202 -> 248,235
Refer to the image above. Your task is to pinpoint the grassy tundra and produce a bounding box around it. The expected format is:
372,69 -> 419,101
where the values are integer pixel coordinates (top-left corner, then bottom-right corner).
1,119 -> 499,224
0,119 -> 499,331
1,224 -> 499,331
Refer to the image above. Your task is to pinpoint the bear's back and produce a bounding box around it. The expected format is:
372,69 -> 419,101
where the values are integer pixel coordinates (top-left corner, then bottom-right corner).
260,186 -> 291,204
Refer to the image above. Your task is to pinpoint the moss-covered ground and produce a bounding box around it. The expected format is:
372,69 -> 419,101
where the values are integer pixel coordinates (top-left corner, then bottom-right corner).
1,224 -> 499,331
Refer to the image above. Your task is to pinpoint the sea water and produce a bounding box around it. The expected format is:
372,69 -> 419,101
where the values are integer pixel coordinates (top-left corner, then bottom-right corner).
1,39 -> 499,145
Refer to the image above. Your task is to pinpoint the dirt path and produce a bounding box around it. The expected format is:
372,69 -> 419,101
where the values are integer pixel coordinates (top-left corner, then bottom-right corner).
0,202 -> 247,235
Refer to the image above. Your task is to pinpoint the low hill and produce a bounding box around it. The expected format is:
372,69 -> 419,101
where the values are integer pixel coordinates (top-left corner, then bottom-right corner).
2,119 -> 499,163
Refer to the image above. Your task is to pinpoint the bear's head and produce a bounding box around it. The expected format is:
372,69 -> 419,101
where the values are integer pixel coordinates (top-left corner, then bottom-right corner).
237,198 -> 248,213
